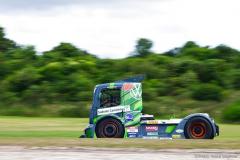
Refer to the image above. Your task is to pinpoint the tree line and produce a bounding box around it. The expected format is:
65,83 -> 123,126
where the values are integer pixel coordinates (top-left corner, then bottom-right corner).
0,26 -> 239,122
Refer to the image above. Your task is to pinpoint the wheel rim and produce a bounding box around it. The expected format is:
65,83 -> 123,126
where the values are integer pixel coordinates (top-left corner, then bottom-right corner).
103,122 -> 118,137
189,122 -> 206,138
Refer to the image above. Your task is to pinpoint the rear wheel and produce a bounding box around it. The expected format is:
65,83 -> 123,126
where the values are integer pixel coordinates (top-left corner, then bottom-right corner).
95,118 -> 124,138
184,117 -> 213,139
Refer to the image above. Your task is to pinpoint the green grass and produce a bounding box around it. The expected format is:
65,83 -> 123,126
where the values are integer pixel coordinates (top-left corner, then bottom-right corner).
0,116 -> 239,149
0,116 -> 87,138
216,124 -> 240,140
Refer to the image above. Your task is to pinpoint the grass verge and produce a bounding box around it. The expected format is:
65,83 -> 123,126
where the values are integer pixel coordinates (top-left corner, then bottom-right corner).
0,116 -> 239,149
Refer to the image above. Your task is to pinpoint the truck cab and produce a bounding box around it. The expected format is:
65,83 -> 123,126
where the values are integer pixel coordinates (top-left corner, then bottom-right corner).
85,81 -> 143,138
81,76 -> 219,139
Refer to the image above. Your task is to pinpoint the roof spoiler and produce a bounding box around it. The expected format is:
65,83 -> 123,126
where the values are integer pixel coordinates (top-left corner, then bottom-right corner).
115,75 -> 145,83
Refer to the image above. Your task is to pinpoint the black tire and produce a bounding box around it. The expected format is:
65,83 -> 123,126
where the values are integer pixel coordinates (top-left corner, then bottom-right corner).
184,117 -> 214,139
95,118 -> 124,138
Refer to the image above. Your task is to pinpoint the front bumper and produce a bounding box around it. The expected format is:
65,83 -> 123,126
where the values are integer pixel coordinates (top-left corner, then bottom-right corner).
80,124 -> 95,138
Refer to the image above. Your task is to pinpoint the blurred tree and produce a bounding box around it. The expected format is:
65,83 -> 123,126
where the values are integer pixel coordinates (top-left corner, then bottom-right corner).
182,41 -> 199,49
214,45 -> 239,61
50,42 -> 88,57
0,27 -> 16,52
4,68 -> 42,93
231,70 -> 240,89
164,47 -> 181,56
135,38 -> 153,57
193,59 -> 228,86
223,101 -> 240,122
192,84 -> 223,101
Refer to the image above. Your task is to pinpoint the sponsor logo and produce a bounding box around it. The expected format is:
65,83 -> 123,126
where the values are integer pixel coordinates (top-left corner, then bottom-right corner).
146,119 -> 181,124
146,120 -> 159,124
143,136 -> 159,139
128,133 -> 137,138
172,134 -> 181,139
127,127 -> 138,133
130,84 -> 142,100
97,105 -> 130,115
145,126 -> 158,132
147,132 -> 158,136
176,129 -> 184,133
125,113 -> 134,121
159,137 -> 173,140
122,83 -> 134,91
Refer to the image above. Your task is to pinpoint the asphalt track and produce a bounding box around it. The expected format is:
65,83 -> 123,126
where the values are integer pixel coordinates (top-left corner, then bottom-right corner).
0,146 -> 239,160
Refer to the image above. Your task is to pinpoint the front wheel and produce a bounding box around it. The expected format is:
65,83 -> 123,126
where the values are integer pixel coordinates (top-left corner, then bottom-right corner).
95,118 -> 124,138
184,117 -> 214,139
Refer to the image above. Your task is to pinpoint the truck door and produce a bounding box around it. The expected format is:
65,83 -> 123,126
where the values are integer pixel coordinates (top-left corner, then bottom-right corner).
121,83 -> 143,126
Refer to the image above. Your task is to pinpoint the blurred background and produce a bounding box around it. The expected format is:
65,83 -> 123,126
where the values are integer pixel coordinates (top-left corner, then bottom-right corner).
0,0 -> 240,123
1,27 -> 240,122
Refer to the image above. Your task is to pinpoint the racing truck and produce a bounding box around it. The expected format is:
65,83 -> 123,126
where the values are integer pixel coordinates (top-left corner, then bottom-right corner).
81,76 -> 219,139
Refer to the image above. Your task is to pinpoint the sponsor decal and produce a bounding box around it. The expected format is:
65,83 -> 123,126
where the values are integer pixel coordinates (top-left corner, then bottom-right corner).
159,137 -> 173,140
176,129 -> 184,133
147,132 -> 158,136
128,133 -> 137,138
127,127 -> 138,133
97,105 -> 130,115
145,126 -> 158,132
146,120 -> 159,124
172,134 -> 181,139
146,119 -> 181,124
143,136 -> 159,139
122,83 -> 134,91
125,113 -> 134,121
146,126 -> 158,131
130,84 -> 142,100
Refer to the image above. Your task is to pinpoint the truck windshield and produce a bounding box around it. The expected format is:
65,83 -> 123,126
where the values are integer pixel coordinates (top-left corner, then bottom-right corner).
100,88 -> 121,108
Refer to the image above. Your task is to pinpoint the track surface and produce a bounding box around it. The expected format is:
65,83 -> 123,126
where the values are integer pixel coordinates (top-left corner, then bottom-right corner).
0,146 -> 239,160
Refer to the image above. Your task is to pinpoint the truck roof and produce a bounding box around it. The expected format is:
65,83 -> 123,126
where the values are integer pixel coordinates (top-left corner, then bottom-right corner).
114,75 -> 145,83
